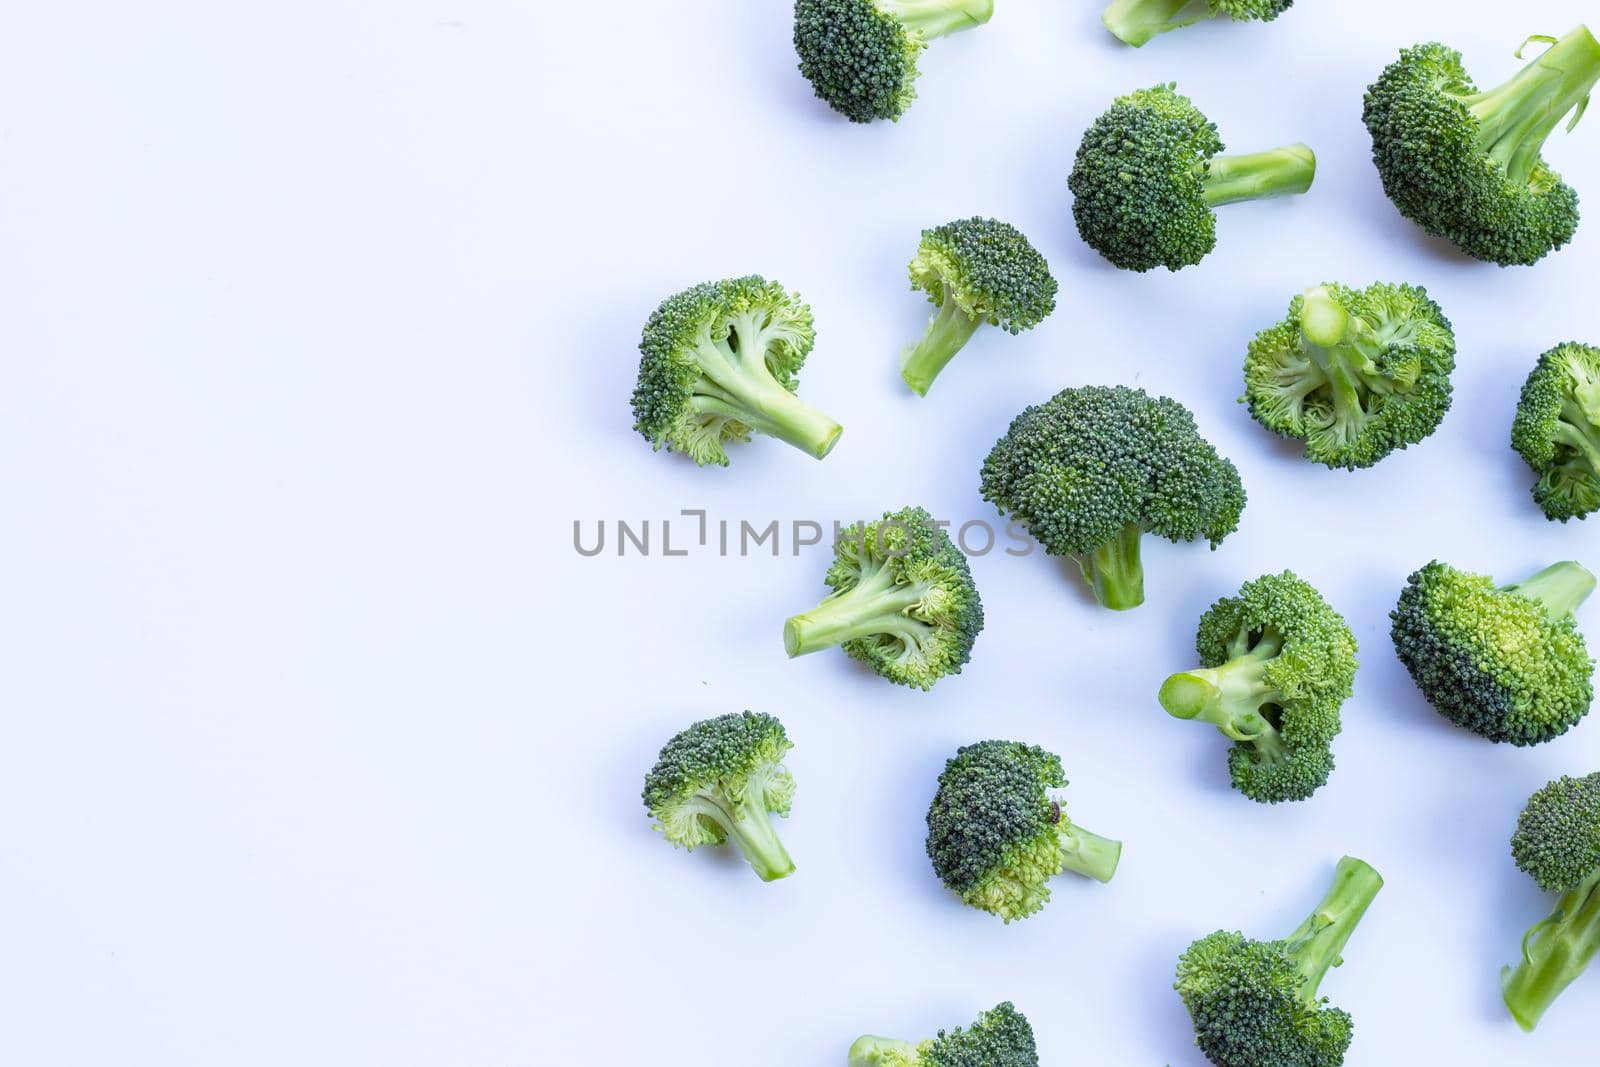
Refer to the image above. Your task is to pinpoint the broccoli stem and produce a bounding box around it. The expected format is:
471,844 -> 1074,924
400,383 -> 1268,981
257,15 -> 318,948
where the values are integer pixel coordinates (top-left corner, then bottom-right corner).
1058,822 -> 1123,883
879,0 -> 995,40
847,1036 -> 921,1067
1100,0 -> 1209,47
687,320 -> 842,459
1501,560 -> 1598,621
784,565 -> 930,657
1295,285 -> 1392,443
1555,398 -> 1600,473
681,791 -> 795,881
1502,870 -> 1600,1031
1281,856 -> 1384,1002
1159,628 -> 1290,754
1460,26 -> 1600,187
1074,522 -> 1145,610
1201,144 -> 1318,206
901,297 -> 984,396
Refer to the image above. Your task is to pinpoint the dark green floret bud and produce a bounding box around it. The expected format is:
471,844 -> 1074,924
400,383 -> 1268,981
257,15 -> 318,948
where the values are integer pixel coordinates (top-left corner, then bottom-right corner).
980,384 -> 1246,610
1390,560 -> 1596,746
1102,0 -> 1293,48
784,506 -> 983,690
848,1001 -> 1038,1067
1243,282 -> 1456,469
900,218 -> 1058,396
1511,342 -> 1600,521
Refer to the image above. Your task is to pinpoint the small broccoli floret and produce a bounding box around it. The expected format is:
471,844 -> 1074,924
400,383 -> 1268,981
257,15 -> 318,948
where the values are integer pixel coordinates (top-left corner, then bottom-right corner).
1511,342 -> 1600,521
642,711 -> 797,882
784,506 -> 983,690
925,740 -> 1121,922
1069,84 -> 1315,272
631,277 -> 842,466
1102,0 -> 1293,48
1176,856 -> 1383,1067
980,384 -> 1246,611
1502,773 -> 1600,1030
1363,27 -> 1600,266
1159,572 -> 1358,804
1390,561 -> 1597,746
848,1002 -> 1037,1067
1243,282 -> 1456,469
900,218 -> 1058,396
793,0 -> 993,124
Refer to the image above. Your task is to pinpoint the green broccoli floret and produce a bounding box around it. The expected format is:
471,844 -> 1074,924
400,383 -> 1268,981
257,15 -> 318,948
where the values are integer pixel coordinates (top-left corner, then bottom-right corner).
793,0 -> 993,124
1511,342 -> 1600,521
1159,572 -> 1358,804
783,506 -> 983,690
925,740 -> 1121,922
642,711 -> 797,882
1102,0 -> 1293,48
1390,560 -> 1597,746
631,276 -> 843,467
1362,27 -> 1600,266
1069,84 -> 1315,272
848,1002 -> 1037,1066
1243,282 -> 1456,470
980,384 -> 1246,611
900,218 -> 1058,397
1176,856 -> 1383,1067
1503,772 -> 1600,1030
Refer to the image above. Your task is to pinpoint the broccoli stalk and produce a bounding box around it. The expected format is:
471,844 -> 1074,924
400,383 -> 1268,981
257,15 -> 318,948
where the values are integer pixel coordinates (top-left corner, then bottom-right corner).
1076,522 -> 1145,611
1463,29 -> 1600,190
784,563 -> 935,656
902,298 -> 985,396
1160,627 -> 1291,761
1278,856 -> 1386,1000
1503,560 -> 1598,619
848,1036 -> 921,1066
1202,144 -> 1317,205
1102,0 -> 1294,48
687,335 -> 843,460
879,0 -> 994,38
1056,811 -> 1123,883
848,1002 -> 1038,1067
1503,872 -> 1600,1031
672,780 -> 796,882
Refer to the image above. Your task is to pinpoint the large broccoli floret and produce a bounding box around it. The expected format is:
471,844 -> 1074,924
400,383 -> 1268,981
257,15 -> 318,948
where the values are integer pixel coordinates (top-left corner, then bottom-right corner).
631,276 -> 843,466
793,0 -> 993,124
848,1002 -> 1037,1066
1390,560 -> 1597,746
1511,342 -> 1600,521
1243,282 -> 1456,470
900,218 -> 1058,396
1502,772 -> 1600,1030
642,711 -> 797,882
1362,27 -> 1600,266
1176,856 -> 1383,1067
925,740 -> 1121,922
783,506 -> 983,690
1069,84 -> 1315,272
1102,0 -> 1294,49
1159,572 -> 1358,804
980,384 -> 1246,611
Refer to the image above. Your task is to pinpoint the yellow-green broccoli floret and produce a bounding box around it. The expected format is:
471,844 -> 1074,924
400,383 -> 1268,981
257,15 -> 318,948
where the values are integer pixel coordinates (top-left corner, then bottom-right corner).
1511,342 -> 1600,521
848,1002 -> 1037,1066
1102,0 -> 1294,49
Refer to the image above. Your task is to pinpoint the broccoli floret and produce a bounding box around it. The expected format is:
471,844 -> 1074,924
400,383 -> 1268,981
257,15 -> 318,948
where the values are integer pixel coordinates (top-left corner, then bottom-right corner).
1102,0 -> 1293,48
783,506 -> 983,690
1362,27 -> 1600,266
1390,561 -> 1597,746
631,276 -> 843,466
924,740 -> 1121,922
1069,84 -> 1315,272
1511,342 -> 1600,521
1502,773 -> 1600,1030
1176,856 -> 1383,1067
980,384 -> 1246,610
641,711 -> 797,882
793,0 -> 993,124
1243,282 -> 1456,469
1159,572 -> 1358,804
848,1002 -> 1037,1066
900,218 -> 1058,397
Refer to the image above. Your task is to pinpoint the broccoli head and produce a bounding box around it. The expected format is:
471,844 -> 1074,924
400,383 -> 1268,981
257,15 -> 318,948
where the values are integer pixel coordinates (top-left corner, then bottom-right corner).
848,1002 -> 1037,1067
642,711 -> 797,882
784,506 -> 983,690
631,276 -> 843,466
1243,282 -> 1456,469
1176,856 -> 1383,1067
1362,27 -> 1600,266
1502,772 -> 1600,1030
793,0 -> 994,124
980,384 -> 1246,610
900,218 -> 1058,396
1159,571 -> 1358,804
1390,560 -> 1597,746
1069,84 -> 1315,272
1102,0 -> 1294,49
925,740 -> 1121,922
1511,342 -> 1600,521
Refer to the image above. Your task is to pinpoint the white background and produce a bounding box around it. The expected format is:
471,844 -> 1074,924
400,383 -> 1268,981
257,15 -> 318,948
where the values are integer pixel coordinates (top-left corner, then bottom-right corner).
3,1 -> 1599,1064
